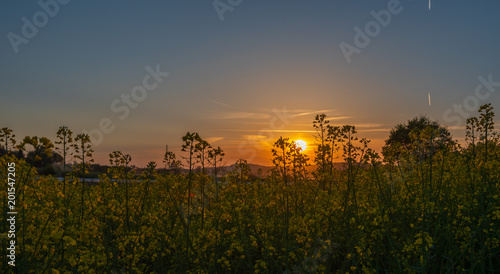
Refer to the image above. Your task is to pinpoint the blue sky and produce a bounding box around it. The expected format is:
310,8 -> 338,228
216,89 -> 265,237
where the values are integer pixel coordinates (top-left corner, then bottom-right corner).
1,0 -> 499,166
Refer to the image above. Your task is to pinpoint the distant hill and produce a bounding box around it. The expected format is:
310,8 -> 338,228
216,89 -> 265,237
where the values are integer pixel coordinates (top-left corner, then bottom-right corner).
137,162 -> 350,177
204,162 -> 348,176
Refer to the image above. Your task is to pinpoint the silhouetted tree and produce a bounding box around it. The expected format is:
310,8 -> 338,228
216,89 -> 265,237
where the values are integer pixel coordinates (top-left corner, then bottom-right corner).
16,136 -> 55,168
383,115 -> 453,159
0,127 -> 16,153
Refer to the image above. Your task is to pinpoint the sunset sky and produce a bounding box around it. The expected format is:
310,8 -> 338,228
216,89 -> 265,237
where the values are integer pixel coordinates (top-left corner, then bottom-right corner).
1,1 -> 499,167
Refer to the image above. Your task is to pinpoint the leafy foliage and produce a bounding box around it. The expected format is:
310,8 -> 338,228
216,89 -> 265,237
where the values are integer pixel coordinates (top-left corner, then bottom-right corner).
383,115 -> 453,159
0,127 -> 16,152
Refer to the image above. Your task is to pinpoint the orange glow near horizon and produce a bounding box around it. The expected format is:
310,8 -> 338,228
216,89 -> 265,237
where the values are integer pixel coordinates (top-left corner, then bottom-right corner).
90,136 -> 390,168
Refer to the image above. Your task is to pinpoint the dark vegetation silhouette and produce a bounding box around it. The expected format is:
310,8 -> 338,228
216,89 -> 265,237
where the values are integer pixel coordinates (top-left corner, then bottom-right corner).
382,115 -> 454,159
1,104 -> 499,272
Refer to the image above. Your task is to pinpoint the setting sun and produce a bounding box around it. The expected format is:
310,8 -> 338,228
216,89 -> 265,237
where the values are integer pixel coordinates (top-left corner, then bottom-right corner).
295,139 -> 307,151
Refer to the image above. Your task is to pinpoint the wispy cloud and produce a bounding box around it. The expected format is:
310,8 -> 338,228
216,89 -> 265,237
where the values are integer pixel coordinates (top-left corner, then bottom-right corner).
205,137 -> 224,143
357,128 -> 392,132
209,100 -> 236,109
224,129 -> 316,133
290,112 -> 314,117
221,112 -> 271,119
287,109 -> 336,118
243,135 -> 267,140
354,123 -> 391,132
355,123 -> 386,128
326,116 -> 352,121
